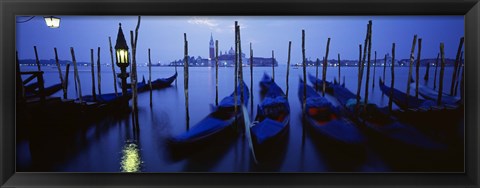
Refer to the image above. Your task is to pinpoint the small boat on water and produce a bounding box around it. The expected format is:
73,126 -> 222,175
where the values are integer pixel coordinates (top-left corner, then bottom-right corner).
121,72 -> 177,92
298,78 -> 365,147
307,73 -> 336,94
258,73 -> 274,95
249,74 -> 290,163
410,82 -> 460,106
326,79 -> 446,151
24,82 -> 63,98
168,81 -> 249,156
379,77 -> 435,110
76,92 -> 132,116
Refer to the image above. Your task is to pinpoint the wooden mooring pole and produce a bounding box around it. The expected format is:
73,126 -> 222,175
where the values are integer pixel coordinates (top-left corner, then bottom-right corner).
364,21 -> 373,110
364,21 -> 372,109
454,51 -> 464,96
148,48 -> 152,107
433,53 -> 439,90
415,38 -> 422,99
286,41 -> 291,98
389,43 -> 395,112
315,58 -> 320,92
34,46 -> 41,71
250,43 -> 254,115
323,38 -> 331,97
272,50 -> 275,81
372,51 -> 376,89
216,40 -> 219,106
438,43 -> 446,105
108,37 -> 119,97
90,49 -> 97,101
33,46 -> 45,103
383,54 -> 387,82
97,47 -> 102,96
234,21 -> 238,117
450,37 -> 464,96
64,64 -> 70,99
70,47 -> 82,102
406,35 -> 418,107
53,47 -> 66,99
424,57 -> 430,81
238,25 -> 244,103
337,53 -> 341,84
130,16 -> 142,131
184,33 -> 190,130
302,30 -> 307,112
356,22 -> 370,110
356,44 -> 363,106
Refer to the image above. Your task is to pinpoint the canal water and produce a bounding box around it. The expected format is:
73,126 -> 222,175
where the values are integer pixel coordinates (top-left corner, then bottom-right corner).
16,65 -> 462,172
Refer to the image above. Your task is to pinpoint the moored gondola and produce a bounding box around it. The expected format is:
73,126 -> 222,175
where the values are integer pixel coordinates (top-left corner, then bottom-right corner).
298,78 -> 365,149
379,77 -> 435,109
410,82 -> 460,106
249,74 -> 290,164
326,80 -> 446,152
122,72 -> 178,92
168,81 -> 249,158
24,82 -> 63,98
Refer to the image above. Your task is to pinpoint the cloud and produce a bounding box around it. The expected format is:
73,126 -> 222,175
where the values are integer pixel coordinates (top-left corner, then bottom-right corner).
187,17 -> 219,28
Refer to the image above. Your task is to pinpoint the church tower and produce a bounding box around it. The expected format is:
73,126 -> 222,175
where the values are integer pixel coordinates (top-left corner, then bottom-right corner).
209,33 -> 215,60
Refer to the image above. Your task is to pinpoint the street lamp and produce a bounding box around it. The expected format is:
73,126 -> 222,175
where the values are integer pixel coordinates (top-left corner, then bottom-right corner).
17,16 -> 61,28
114,23 -> 130,97
43,16 -> 61,28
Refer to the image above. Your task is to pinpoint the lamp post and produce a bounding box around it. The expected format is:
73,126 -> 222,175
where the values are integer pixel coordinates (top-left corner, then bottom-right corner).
114,23 -> 130,97
16,16 -> 61,28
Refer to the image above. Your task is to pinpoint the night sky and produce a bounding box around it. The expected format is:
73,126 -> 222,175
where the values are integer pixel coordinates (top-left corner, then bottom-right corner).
16,16 -> 464,65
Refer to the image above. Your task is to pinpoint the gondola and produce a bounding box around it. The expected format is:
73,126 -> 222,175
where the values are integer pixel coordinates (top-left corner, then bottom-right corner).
75,92 -> 132,117
249,74 -> 290,163
298,78 -> 365,147
168,81 -> 249,157
326,79 -> 445,152
24,82 -> 63,98
410,82 -> 460,106
121,72 -> 177,92
259,73 -> 274,96
379,77 -> 435,109
307,73 -> 337,93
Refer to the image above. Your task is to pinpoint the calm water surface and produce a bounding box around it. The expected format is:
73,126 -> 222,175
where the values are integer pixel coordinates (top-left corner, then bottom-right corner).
17,65 -> 461,172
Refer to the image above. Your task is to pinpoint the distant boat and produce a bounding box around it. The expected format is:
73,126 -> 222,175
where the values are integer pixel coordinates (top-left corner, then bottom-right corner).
168,81 -> 249,157
121,72 -> 177,92
249,74 -> 290,163
298,78 -> 365,147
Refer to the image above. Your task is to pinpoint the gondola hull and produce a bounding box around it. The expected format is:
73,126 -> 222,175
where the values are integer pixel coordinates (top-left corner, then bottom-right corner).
168,81 -> 249,158
250,74 -> 290,164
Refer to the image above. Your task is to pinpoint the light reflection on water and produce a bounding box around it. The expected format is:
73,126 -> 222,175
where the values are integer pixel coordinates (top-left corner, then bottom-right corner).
120,141 -> 143,172
17,65 -> 461,172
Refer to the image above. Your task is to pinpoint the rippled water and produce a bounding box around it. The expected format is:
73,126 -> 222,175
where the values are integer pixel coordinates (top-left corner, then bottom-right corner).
16,65 -> 463,172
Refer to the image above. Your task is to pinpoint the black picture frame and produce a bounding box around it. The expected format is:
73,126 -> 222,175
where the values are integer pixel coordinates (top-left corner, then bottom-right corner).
1,0 -> 479,187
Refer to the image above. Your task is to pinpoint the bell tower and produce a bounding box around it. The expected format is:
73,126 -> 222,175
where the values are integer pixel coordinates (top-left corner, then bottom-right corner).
209,33 -> 215,60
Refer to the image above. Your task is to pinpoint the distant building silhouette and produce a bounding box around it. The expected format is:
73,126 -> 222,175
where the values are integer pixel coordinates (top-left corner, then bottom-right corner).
168,34 -> 282,67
